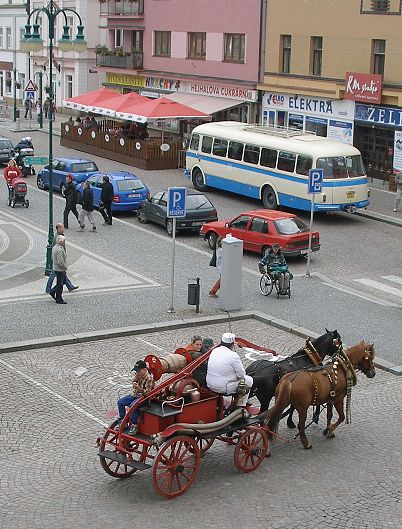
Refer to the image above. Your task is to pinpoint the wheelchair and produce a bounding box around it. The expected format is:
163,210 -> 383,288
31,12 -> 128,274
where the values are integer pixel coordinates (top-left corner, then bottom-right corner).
259,266 -> 292,298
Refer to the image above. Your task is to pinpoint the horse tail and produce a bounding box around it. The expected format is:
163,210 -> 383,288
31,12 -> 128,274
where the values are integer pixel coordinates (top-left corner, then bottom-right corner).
265,379 -> 292,438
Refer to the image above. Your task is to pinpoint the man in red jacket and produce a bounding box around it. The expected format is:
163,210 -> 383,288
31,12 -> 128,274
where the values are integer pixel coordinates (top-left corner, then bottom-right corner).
3,159 -> 22,200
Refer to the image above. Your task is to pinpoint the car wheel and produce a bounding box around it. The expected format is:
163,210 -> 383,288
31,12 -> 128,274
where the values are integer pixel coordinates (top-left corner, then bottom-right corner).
192,169 -> 207,192
60,183 -> 66,197
25,200 -> 29,208
137,208 -> 148,224
166,218 -> 176,237
262,186 -> 278,210
37,175 -> 46,190
11,199 -> 15,208
7,198 -> 11,207
207,232 -> 218,250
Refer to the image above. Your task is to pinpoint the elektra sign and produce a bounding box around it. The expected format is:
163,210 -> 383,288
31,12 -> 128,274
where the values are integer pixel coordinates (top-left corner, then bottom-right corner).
345,72 -> 382,104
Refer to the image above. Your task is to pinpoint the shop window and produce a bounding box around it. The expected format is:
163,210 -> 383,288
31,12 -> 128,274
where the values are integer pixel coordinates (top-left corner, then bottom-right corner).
154,31 -> 171,57
288,113 -> 304,130
260,148 -> 277,168
278,151 -> 296,172
243,144 -> 260,165
310,36 -> 323,76
201,135 -> 213,154
372,39 -> 386,75
296,155 -> 313,176
281,35 -> 291,73
228,141 -> 244,161
305,117 -> 328,137
212,138 -> 228,157
190,134 -> 200,151
188,32 -> 206,60
223,33 -> 245,63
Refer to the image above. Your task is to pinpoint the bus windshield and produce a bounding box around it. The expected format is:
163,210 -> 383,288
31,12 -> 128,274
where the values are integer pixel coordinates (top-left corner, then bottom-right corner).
316,155 -> 365,178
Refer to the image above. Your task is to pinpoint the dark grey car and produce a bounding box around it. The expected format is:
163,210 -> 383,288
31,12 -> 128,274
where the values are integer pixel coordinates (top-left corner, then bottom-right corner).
137,189 -> 218,236
0,137 -> 15,164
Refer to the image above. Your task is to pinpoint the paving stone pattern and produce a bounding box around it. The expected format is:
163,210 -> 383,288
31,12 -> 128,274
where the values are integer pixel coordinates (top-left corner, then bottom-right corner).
0,319 -> 400,528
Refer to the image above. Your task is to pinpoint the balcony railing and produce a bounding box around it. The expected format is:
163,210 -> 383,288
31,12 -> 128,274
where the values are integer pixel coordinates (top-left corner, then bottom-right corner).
100,0 -> 144,16
96,52 -> 143,69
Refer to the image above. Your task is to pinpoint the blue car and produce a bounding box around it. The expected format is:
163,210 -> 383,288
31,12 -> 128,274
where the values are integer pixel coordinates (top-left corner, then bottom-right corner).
37,158 -> 99,196
76,171 -> 150,212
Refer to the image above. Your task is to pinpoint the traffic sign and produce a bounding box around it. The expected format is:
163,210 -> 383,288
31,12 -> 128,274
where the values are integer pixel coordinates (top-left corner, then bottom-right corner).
167,187 -> 186,218
24,80 -> 36,91
24,156 -> 49,165
308,168 -> 323,194
25,91 -> 36,100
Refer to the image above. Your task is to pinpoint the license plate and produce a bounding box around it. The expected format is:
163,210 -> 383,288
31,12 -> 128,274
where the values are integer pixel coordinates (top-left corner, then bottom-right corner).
300,249 -> 308,255
346,191 -> 355,199
192,222 -> 203,227
128,193 -> 141,198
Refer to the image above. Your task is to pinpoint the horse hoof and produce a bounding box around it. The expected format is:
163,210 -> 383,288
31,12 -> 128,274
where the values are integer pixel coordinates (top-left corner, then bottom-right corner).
323,427 -> 329,436
265,450 -> 272,458
304,442 -> 312,449
327,431 -> 335,439
287,421 -> 297,429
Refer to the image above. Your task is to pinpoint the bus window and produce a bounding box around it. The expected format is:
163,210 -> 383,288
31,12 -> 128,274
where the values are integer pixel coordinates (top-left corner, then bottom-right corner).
201,136 -> 213,154
317,157 -> 348,178
190,134 -> 200,151
346,155 -> 366,177
260,148 -> 277,168
244,144 -> 260,165
296,154 -> 313,176
278,151 -> 296,172
212,138 -> 228,157
228,141 -> 244,161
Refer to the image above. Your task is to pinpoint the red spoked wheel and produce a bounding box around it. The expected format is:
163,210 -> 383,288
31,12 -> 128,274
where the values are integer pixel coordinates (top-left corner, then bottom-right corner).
194,435 -> 214,456
99,420 -> 145,478
152,435 -> 201,498
234,427 -> 269,473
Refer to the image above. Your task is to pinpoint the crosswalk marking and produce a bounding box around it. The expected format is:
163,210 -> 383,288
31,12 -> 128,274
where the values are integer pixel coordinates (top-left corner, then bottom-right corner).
381,275 -> 402,285
354,278 -> 402,298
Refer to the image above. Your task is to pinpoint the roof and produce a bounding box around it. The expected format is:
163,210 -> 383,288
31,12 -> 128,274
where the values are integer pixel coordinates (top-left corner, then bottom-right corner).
98,171 -> 140,180
240,210 -> 297,219
56,158 -> 95,164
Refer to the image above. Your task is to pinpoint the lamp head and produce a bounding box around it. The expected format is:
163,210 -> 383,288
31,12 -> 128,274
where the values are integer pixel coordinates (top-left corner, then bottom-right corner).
21,23 -> 44,52
72,25 -> 87,53
58,25 -> 73,52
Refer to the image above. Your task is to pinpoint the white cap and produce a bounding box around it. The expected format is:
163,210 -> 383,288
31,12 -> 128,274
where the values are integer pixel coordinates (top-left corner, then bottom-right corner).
221,332 -> 235,344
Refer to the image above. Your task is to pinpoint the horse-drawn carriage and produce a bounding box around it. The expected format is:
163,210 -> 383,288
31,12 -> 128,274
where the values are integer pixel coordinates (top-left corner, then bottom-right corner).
96,332 -> 376,499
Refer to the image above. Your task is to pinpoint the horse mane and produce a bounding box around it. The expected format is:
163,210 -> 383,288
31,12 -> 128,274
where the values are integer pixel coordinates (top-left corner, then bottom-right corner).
346,341 -> 374,365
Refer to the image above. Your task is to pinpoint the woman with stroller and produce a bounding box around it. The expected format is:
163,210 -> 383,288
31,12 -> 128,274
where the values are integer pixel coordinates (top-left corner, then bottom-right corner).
3,159 -> 22,201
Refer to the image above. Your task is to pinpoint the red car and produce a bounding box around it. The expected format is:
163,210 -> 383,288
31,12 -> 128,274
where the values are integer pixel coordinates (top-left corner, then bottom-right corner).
200,210 -> 320,257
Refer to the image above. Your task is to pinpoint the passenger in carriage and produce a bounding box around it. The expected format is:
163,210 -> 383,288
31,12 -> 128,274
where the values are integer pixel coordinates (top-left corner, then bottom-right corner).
206,333 -> 253,407
184,335 -> 203,360
116,360 -> 155,435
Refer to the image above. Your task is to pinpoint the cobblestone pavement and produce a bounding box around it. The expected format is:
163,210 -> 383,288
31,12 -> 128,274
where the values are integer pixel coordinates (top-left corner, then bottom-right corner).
0,319 -> 400,529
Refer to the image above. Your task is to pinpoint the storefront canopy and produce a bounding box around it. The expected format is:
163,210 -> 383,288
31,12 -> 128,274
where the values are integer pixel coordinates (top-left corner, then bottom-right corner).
165,92 -> 244,115
91,91 -> 149,118
64,88 -> 121,112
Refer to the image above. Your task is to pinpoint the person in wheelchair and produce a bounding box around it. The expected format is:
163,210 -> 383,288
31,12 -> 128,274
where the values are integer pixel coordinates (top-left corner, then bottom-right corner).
259,243 -> 291,294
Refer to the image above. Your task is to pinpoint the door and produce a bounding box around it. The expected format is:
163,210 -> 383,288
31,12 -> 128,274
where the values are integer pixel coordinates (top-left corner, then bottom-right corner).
146,191 -> 164,223
248,217 -> 270,254
91,175 -> 104,206
354,124 -> 393,182
226,215 -> 252,250
52,161 -> 65,190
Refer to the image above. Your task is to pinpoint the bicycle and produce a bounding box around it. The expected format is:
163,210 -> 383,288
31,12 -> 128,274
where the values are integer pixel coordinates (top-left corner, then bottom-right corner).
259,266 -> 292,299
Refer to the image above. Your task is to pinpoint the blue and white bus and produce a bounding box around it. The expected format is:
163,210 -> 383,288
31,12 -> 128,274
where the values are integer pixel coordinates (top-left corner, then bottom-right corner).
185,122 -> 369,212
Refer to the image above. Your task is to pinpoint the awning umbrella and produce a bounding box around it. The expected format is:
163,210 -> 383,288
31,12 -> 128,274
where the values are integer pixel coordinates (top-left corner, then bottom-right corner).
63,88 -> 121,112
93,91 -> 149,118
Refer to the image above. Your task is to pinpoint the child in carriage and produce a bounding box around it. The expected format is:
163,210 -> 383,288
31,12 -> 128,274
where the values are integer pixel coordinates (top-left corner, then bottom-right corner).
258,243 -> 291,294
3,159 -> 23,200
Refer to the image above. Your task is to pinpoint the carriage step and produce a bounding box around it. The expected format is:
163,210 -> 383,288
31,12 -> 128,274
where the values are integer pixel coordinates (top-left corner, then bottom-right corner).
98,450 -> 151,471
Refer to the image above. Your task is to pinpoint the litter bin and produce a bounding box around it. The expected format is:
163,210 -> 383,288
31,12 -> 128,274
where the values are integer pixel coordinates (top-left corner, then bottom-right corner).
188,277 -> 200,313
15,110 -> 20,119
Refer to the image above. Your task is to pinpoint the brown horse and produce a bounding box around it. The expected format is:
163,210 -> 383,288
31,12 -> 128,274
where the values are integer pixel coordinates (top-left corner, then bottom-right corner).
263,341 -> 376,449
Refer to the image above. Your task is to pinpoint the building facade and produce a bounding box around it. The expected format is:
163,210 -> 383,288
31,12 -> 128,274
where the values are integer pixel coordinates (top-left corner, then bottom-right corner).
259,0 -> 402,180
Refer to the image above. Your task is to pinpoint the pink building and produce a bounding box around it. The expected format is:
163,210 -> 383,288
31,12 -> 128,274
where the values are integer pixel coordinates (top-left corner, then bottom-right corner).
97,0 -> 264,129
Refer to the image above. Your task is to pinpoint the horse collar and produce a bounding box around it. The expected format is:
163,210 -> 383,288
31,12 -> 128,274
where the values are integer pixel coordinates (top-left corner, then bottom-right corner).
304,339 -> 321,367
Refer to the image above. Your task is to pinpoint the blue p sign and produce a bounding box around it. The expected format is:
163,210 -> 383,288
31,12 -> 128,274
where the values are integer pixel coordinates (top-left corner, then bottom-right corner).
167,187 -> 187,218
308,169 -> 323,194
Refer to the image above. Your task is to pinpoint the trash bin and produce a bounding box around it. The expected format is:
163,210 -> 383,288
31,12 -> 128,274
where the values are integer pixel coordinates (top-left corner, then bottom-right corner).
188,277 -> 200,313
15,110 -> 20,119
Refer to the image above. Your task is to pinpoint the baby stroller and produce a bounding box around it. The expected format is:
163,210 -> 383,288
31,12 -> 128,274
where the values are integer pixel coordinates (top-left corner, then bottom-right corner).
7,177 -> 29,208
14,137 -> 35,178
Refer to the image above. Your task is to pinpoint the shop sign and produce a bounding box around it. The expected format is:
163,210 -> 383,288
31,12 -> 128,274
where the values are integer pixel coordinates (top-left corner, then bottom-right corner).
355,103 -> 402,126
328,120 -> 353,145
179,80 -> 258,102
345,72 -> 382,104
106,73 -> 176,91
393,130 -> 402,172
262,92 -> 354,120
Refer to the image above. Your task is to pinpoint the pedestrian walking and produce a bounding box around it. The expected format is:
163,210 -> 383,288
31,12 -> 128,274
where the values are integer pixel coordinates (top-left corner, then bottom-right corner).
3,159 -> 22,201
78,181 -> 97,231
209,235 -> 224,298
24,98 -> 33,119
99,175 -> 114,225
45,223 -> 78,293
48,235 -> 68,304
393,171 -> 402,212
63,174 -> 80,229
43,97 -> 50,119
35,100 -> 42,123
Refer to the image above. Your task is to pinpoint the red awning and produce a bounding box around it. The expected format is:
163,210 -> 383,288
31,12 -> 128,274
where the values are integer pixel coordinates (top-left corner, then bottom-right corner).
114,96 -> 210,122
64,88 -> 122,111
94,91 -> 149,117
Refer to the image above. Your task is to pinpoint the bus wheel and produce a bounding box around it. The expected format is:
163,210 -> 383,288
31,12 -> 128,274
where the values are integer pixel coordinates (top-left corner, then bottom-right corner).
192,169 -> 207,192
262,186 -> 278,210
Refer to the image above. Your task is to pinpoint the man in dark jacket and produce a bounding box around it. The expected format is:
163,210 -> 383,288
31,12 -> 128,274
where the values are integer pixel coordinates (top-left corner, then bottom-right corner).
63,174 -> 79,229
78,181 -> 97,231
100,175 -> 114,225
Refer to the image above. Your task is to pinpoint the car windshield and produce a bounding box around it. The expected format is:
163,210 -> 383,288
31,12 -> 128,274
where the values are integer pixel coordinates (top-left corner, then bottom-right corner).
117,179 -> 144,191
274,217 -> 308,234
187,194 -> 212,209
70,162 -> 98,173
0,139 -> 13,149
316,155 -> 366,179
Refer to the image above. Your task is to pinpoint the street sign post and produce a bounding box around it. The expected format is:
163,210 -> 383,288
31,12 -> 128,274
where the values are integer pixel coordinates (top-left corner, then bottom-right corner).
306,169 -> 323,278
167,187 -> 187,313
24,156 -> 49,165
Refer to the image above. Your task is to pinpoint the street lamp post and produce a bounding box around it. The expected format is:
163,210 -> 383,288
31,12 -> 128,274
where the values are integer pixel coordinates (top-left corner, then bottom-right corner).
21,0 -> 87,275
38,70 -> 43,129
13,68 -> 18,122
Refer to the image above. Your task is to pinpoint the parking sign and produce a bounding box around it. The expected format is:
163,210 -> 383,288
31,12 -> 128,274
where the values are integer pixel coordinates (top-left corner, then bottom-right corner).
167,187 -> 186,218
308,169 -> 323,194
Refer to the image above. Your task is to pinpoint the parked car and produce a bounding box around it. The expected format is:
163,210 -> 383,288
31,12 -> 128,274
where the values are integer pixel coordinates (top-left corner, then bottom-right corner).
76,171 -> 150,212
200,210 -> 320,257
0,136 -> 15,164
36,158 -> 99,195
137,189 -> 218,236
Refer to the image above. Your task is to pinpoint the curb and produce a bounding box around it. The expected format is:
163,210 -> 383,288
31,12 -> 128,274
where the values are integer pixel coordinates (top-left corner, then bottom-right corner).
1,309 -> 399,375
356,209 -> 402,228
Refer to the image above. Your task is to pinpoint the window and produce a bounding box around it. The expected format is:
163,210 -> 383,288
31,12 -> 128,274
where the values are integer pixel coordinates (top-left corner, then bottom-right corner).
260,148 -> 278,168
316,157 -> 348,178
229,215 -> 251,230
250,218 -> 268,234
223,33 -> 245,63
277,151 -> 296,172
371,0 -> 390,12
19,27 -> 25,46
346,155 -> 366,177
117,179 -> 145,191
190,134 -> 200,151
188,32 -> 206,60
70,162 -> 99,173
212,138 -> 228,157
281,35 -> 291,73
66,16 -> 74,35
228,141 -> 244,161
243,144 -> 260,164
274,217 -> 308,235
65,74 -> 73,99
296,155 -> 313,176
151,191 -> 164,204
201,136 -> 213,153
372,39 -> 386,75
115,29 -> 123,49
154,31 -> 171,57
6,27 -> 11,49
186,194 -> 213,209
311,36 -> 323,76
0,28 -> 3,48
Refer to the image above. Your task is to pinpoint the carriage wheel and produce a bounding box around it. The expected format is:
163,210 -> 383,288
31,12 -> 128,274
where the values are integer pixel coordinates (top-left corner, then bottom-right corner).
259,274 -> 273,296
99,420 -> 143,479
234,427 -> 268,473
152,435 -> 201,499
194,436 -> 214,456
